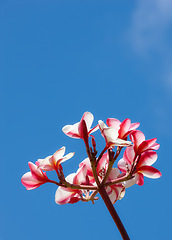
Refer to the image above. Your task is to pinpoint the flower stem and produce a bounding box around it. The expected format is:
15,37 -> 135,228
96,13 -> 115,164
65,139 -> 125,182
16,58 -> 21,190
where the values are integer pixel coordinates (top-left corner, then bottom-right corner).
98,185 -> 130,240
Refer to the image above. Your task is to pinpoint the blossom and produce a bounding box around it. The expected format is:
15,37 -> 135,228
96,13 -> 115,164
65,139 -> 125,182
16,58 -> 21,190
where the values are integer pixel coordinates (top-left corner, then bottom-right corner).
130,130 -> 160,155
106,118 -> 140,139
62,112 -> 98,146
98,120 -> 132,148
118,146 -> 162,186
21,162 -> 49,190
80,153 -> 125,203
106,168 -> 125,203
36,146 -> 74,171
55,165 -> 88,205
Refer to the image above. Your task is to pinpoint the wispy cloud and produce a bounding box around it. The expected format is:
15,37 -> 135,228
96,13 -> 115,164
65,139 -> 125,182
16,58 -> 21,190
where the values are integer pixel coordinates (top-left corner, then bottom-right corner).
126,0 -> 172,92
126,0 -> 172,137
128,0 -> 172,56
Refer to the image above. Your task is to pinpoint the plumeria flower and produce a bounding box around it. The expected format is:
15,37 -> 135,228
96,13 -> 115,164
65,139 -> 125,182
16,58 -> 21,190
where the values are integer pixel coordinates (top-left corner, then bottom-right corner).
55,165 -> 88,205
106,118 -> 140,139
21,162 -> 50,190
130,130 -> 160,155
106,168 -> 125,203
36,146 -> 74,171
98,120 -> 132,148
62,112 -> 98,147
80,153 -> 125,203
118,146 -> 162,186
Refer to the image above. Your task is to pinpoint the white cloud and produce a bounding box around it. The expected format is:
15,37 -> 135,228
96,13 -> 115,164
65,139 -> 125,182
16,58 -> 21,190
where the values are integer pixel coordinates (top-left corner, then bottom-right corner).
126,0 -> 172,137
126,0 -> 172,92
128,0 -> 172,55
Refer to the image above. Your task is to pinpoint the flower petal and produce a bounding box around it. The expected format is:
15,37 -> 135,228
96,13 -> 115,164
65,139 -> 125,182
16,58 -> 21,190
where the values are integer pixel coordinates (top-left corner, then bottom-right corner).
106,118 -> 121,131
118,158 -> 128,173
108,184 -> 125,203
129,122 -> 140,131
123,146 -> 135,165
123,177 -> 137,188
37,156 -> 54,171
73,165 -> 87,185
137,138 -> 157,154
137,151 -> 157,168
21,172 -> 44,190
62,152 -> 75,162
62,123 -> 80,138
135,172 -> 144,186
82,112 -> 94,132
112,138 -> 132,147
137,166 -> 162,179
55,187 -> 78,205
52,147 -> 66,161
28,162 -> 47,181
130,130 -> 145,149
97,152 -> 109,175
118,118 -> 131,139
108,168 -> 120,180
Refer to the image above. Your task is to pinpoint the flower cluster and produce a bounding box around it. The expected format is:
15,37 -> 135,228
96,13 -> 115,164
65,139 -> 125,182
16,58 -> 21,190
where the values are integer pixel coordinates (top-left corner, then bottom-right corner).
21,112 -> 161,205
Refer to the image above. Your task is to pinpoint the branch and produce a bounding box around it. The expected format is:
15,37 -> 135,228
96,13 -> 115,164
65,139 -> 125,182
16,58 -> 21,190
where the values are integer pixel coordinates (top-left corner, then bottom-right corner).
98,185 -> 130,240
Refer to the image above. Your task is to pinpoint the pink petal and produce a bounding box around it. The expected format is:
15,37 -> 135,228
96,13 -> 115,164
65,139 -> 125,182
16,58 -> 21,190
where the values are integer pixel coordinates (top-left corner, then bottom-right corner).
112,138 -> 132,147
108,184 -> 125,203
28,162 -> 47,181
106,118 -> 121,131
123,177 -> 137,188
73,165 -> 87,185
106,186 -> 118,204
137,138 -> 157,154
52,147 -> 66,161
68,195 -> 81,204
129,122 -> 140,131
21,172 -> 44,190
55,187 -> 78,205
123,146 -> 135,165
78,118 -> 88,144
130,130 -> 145,149
118,118 -> 131,139
97,152 -> 109,174
61,152 -> 75,162
118,158 -> 127,173
135,172 -> 144,186
99,120 -> 132,147
79,158 -> 92,175
151,143 -> 160,150
62,123 -> 80,139
82,112 -> 94,132
37,156 -> 54,171
108,168 -> 120,180
137,166 -> 162,179
137,151 -> 157,168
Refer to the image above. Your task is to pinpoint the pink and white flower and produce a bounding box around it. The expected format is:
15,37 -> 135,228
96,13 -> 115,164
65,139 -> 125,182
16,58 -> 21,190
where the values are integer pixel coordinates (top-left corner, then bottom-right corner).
118,146 -> 162,186
80,153 -> 125,203
98,120 -> 132,148
130,130 -> 160,155
21,162 -> 50,190
106,168 -> 125,203
55,165 -> 88,205
36,146 -> 74,171
106,118 -> 140,139
62,112 -> 98,146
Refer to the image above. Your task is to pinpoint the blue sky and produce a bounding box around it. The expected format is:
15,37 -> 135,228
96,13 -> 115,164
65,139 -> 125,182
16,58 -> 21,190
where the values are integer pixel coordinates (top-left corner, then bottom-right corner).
0,0 -> 172,239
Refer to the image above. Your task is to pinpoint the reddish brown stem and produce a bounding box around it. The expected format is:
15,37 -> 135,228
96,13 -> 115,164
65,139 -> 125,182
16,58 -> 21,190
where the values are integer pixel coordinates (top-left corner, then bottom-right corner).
98,185 -> 130,240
